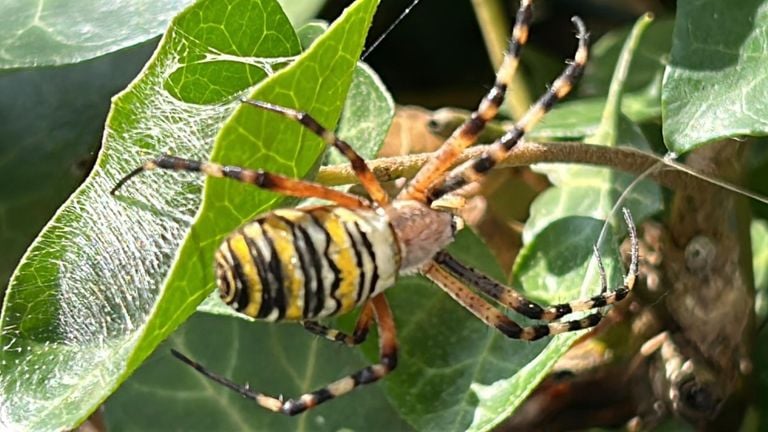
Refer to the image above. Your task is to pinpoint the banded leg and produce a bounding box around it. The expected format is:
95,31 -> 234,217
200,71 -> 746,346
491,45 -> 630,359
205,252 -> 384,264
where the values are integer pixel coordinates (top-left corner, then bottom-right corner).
111,154 -> 370,210
434,208 -> 638,321
171,295 -> 397,416
398,0 -> 534,202
422,262 -> 603,341
425,17 -> 589,204
302,301 -> 375,347
242,99 -> 390,206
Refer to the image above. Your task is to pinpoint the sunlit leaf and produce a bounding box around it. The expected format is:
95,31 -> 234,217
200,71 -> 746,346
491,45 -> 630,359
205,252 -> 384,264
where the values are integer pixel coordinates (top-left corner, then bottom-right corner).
0,0 -> 378,429
0,0 -> 324,69
662,0 -> 768,153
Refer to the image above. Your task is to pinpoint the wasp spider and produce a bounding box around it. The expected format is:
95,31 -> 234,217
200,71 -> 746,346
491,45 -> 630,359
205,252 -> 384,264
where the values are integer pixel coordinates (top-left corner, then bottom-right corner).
113,0 -> 639,416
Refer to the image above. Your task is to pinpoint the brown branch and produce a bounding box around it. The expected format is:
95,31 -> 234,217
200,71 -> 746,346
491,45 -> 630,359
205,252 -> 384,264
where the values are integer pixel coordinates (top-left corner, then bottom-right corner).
316,140 -> 702,192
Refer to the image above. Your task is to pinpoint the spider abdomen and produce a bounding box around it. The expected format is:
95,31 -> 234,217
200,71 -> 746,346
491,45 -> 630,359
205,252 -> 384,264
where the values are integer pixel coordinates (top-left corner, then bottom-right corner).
215,206 -> 400,321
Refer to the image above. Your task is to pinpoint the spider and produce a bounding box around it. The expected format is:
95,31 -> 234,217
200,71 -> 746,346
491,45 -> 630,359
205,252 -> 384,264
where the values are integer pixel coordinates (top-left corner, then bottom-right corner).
112,0 -> 639,416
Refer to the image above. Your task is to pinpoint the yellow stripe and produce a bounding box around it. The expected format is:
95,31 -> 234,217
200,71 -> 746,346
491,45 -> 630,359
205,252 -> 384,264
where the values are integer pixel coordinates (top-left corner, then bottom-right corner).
261,216 -> 304,320
227,232 -> 263,317
273,208 -> 307,223
317,209 -> 361,314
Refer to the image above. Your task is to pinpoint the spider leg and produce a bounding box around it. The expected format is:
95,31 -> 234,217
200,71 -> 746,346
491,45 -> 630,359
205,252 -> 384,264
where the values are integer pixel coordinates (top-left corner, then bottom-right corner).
423,209 -> 638,340
171,295 -> 397,415
399,0 -> 534,202
433,208 -> 638,321
423,261 -> 602,341
302,300 -> 375,347
111,154 -> 370,209
426,17 -> 589,205
242,99 -> 390,206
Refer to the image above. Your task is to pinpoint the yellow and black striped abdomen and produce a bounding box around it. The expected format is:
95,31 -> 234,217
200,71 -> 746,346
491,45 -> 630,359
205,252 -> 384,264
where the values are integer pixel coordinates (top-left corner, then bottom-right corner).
215,206 -> 400,321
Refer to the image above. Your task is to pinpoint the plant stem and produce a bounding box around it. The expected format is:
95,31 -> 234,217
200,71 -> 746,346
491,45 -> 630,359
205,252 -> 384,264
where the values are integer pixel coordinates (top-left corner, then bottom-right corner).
317,140 -> 710,193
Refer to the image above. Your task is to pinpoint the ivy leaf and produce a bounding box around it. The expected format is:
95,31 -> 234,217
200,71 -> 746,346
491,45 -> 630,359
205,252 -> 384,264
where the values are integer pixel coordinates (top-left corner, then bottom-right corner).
662,0 -> 768,153
0,0 -> 378,429
581,18 -> 673,97
0,39 -> 158,294
105,312 -> 412,431
0,0 -> 193,69
0,0 -> 325,70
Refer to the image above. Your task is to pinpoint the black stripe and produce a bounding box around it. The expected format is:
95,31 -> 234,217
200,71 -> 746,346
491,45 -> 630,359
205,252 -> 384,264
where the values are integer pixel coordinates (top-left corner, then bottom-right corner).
487,84 -> 507,107
472,155 -> 495,174
588,294 -> 608,308
352,366 -> 380,386
529,325 -> 550,340
539,89 -> 560,112
355,222 -> 379,299
297,112 -> 327,136
309,211 -> 341,316
277,215 -> 313,319
158,155 -> 200,171
508,35 -> 523,59
462,114 -> 487,137
508,5 -> 532,59
259,220 -> 287,320
243,230 -> 274,319
343,223 -> 366,305
500,127 -> 524,151
295,222 -> 326,319
496,318 -> 523,339
426,175 -> 467,204
310,388 -> 335,405
613,287 -> 629,302
551,304 -> 573,318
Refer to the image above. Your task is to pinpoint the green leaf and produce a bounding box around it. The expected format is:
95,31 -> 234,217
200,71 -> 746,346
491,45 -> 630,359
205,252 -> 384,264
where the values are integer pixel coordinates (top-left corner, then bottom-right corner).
332,63 -> 395,164
0,0 -> 379,429
662,0 -> 768,153
581,18 -> 674,97
0,0 -> 193,69
0,0 -> 324,70
0,39 -> 158,295
280,0 -> 327,28
530,91 -> 661,141
106,312 -> 412,431
295,20 -> 395,166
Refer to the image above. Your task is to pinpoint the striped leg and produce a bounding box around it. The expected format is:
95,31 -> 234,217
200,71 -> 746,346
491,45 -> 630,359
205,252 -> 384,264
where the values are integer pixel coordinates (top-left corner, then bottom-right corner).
398,0 -> 534,202
171,295 -> 397,416
111,154 -> 370,210
423,262 -> 603,341
302,301 -> 375,347
433,208 -> 638,321
425,17 -> 589,205
242,100 -> 391,206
